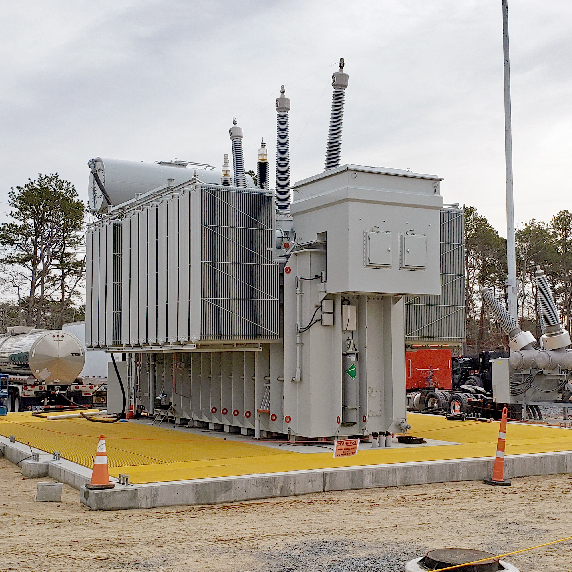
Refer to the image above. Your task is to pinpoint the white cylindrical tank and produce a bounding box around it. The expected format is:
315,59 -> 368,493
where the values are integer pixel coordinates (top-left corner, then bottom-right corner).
63,322 -> 110,378
88,158 -> 225,213
0,330 -> 85,383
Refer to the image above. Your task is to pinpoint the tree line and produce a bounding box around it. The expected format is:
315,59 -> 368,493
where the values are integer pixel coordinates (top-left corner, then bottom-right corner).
0,174 -> 85,330
465,206 -> 572,354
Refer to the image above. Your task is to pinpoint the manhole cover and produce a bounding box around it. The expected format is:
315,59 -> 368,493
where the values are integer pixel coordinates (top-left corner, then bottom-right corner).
420,548 -> 501,571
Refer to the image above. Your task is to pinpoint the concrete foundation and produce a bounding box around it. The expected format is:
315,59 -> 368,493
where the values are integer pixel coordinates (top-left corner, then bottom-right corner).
36,482 -> 63,502
78,450 -> 572,510
21,459 -> 50,478
3,435 -> 572,511
0,438 -> 91,489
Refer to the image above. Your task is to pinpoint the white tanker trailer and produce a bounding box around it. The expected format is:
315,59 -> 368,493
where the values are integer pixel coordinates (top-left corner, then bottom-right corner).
0,326 -> 98,411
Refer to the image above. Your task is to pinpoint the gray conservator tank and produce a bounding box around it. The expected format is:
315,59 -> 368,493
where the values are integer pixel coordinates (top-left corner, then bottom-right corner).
88,157 -> 254,213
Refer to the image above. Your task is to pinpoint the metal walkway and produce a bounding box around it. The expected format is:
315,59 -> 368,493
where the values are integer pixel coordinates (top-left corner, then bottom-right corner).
1,413 -> 572,485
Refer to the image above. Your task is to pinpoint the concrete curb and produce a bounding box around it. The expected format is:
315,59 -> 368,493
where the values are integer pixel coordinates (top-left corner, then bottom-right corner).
2,437 -> 572,510
80,451 -> 572,510
0,437 -> 91,489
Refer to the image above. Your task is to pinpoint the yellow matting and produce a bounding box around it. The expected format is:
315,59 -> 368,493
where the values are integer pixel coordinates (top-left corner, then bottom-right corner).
1,413 -> 572,484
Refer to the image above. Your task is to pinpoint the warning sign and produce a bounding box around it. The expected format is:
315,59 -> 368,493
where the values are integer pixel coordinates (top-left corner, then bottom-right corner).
333,438 -> 360,458
345,363 -> 357,378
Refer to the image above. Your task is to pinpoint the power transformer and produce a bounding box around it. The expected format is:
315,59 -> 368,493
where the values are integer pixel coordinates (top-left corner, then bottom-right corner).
85,61 -> 450,439
86,164 -> 443,438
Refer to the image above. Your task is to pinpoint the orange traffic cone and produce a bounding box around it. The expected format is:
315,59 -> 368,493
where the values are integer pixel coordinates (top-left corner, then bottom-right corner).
484,406 -> 511,486
86,434 -> 115,490
126,404 -> 134,419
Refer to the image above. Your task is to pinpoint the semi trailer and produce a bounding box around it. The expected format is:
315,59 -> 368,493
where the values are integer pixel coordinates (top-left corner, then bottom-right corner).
0,326 -> 99,411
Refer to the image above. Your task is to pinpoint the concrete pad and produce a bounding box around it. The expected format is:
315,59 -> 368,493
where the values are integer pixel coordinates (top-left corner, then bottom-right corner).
78,448 -> 572,510
3,413 -> 572,509
21,459 -> 50,478
36,482 -> 63,502
48,458 -> 92,489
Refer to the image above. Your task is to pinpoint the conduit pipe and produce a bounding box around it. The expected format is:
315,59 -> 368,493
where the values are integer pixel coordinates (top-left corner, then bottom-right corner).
293,275 -> 302,383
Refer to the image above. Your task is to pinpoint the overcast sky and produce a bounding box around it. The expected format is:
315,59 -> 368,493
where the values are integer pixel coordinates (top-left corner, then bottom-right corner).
1,0 -> 571,235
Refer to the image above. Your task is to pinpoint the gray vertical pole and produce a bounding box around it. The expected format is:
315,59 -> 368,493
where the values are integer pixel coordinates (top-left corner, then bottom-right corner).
503,0 -> 518,320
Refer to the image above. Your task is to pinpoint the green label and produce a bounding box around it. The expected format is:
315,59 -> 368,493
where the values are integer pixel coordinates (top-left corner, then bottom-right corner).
345,363 -> 357,378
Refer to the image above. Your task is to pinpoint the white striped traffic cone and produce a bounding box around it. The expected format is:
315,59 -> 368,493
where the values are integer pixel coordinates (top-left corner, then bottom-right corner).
86,434 -> 115,490
484,406 -> 511,486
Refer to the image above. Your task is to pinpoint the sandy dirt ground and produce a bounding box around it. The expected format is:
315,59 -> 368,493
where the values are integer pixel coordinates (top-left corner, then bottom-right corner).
0,457 -> 571,572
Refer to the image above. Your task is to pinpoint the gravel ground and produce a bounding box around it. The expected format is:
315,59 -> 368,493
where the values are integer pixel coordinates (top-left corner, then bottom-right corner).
0,456 -> 571,572
539,404 -> 572,422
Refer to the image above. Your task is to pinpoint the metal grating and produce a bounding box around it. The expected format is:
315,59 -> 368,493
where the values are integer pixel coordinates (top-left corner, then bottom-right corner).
405,206 -> 465,343
200,185 -> 279,340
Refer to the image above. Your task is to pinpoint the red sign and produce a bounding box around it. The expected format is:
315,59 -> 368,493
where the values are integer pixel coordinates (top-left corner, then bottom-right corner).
333,438 -> 360,458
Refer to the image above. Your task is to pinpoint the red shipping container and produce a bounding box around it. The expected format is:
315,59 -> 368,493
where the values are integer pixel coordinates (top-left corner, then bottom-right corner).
405,348 -> 452,390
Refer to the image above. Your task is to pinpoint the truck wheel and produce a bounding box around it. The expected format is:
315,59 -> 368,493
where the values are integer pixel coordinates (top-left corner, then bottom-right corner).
413,392 -> 425,411
425,391 -> 447,410
450,392 -> 469,414
407,393 -> 417,410
435,390 -> 450,406
407,392 -> 425,411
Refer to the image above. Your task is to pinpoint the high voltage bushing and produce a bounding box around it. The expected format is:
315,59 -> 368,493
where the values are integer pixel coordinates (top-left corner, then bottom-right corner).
257,139 -> 269,190
229,118 -> 247,188
535,267 -> 559,327
275,85 -> 291,211
324,58 -> 349,171
535,266 -> 571,350
481,287 -> 535,351
221,153 -> 232,187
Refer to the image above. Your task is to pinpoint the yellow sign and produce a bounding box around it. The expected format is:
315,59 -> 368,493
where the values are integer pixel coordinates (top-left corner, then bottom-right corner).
333,438 -> 359,458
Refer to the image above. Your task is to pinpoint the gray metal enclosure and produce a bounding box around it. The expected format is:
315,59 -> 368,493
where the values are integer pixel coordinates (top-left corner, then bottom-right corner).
283,165 -> 442,437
